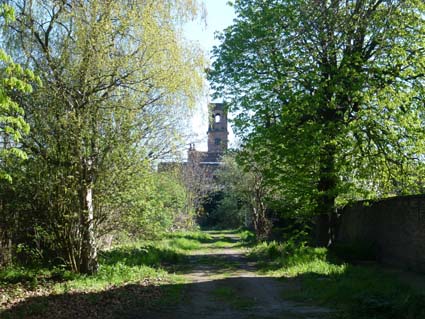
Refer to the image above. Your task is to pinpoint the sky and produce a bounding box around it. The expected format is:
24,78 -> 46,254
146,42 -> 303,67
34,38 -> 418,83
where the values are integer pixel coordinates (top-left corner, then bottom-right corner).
183,0 -> 236,152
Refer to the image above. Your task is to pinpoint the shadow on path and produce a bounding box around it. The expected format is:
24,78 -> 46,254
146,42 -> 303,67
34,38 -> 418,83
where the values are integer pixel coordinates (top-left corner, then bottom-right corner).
1,232 -> 331,319
0,276 -> 330,319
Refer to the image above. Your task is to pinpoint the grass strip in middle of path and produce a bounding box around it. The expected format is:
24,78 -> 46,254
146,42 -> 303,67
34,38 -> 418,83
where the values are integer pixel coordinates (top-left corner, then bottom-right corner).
211,286 -> 256,310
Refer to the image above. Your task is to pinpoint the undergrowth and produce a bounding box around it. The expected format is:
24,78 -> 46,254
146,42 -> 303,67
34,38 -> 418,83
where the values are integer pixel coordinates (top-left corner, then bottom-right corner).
0,230 -> 208,312
250,240 -> 425,319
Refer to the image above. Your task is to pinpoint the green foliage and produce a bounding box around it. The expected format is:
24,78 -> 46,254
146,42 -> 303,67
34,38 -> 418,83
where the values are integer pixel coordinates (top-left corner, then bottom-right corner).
212,197 -> 251,228
249,240 -> 341,277
165,237 -> 202,251
212,154 -> 252,228
167,231 -> 212,242
0,232 -> 201,309
112,168 -> 192,240
209,0 -> 425,240
0,0 -> 205,272
0,266 -> 73,286
212,152 -> 272,238
238,229 -> 256,244
0,4 -> 38,182
299,265 -> 425,319
251,239 -> 425,319
100,244 -> 183,268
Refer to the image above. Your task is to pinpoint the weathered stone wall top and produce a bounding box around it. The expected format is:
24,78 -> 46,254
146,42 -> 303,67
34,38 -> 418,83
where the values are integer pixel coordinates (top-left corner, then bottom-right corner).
337,195 -> 425,273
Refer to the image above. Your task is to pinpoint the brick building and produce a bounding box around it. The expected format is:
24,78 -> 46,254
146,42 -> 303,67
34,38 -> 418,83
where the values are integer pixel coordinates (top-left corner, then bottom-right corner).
188,102 -> 228,167
158,102 -> 229,173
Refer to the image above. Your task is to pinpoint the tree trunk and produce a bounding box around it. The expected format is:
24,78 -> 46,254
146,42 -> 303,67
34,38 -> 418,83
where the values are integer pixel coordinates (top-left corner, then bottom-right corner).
0,230 -> 12,267
79,155 -> 98,274
315,143 -> 338,247
0,198 -> 13,266
252,186 -> 271,240
80,184 -> 97,274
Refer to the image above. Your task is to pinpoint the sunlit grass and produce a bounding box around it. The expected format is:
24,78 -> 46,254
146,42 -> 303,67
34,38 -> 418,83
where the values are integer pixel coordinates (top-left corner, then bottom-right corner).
53,264 -> 171,294
209,240 -> 238,248
167,231 -> 212,242
0,231 -> 213,310
166,237 -> 202,250
250,241 -> 346,277
250,240 -> 425,319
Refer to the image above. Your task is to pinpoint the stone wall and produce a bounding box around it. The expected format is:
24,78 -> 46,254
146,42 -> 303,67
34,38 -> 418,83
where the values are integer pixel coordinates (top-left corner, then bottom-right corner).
337,195 -> 425,273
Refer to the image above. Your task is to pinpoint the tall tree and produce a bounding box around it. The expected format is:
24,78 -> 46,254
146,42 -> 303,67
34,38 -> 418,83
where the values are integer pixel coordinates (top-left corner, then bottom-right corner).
0,4 -> 35,181
209,0 -> 425,245
3,0 -> 205,273
0,3 -> 37,266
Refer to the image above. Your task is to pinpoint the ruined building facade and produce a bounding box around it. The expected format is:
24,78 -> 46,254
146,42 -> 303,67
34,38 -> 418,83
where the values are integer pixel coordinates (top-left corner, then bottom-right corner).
188,103 -> 228,167
158,102 -> 229,173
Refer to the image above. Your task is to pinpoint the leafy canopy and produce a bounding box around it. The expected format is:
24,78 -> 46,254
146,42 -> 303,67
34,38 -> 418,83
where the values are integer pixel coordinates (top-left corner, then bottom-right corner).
210,0 -> 425,217
0,4 -> 38,182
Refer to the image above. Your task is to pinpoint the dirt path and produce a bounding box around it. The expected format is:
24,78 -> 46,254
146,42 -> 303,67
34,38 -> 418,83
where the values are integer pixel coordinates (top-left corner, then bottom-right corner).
143,232 -> 331,319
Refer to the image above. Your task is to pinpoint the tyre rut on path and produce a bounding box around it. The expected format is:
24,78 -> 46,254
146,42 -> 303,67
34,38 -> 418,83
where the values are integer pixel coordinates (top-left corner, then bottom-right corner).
142,233 -> 332,319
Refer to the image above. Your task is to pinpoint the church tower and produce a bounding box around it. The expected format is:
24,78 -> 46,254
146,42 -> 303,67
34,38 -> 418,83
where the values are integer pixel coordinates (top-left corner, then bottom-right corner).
207,103 -> 228,154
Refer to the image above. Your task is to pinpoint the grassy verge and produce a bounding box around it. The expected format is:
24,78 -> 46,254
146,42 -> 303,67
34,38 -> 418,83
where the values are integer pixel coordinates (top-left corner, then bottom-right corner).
0,231 -> 209,317
250,240 -> 425,319
169,228 -> 255,250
